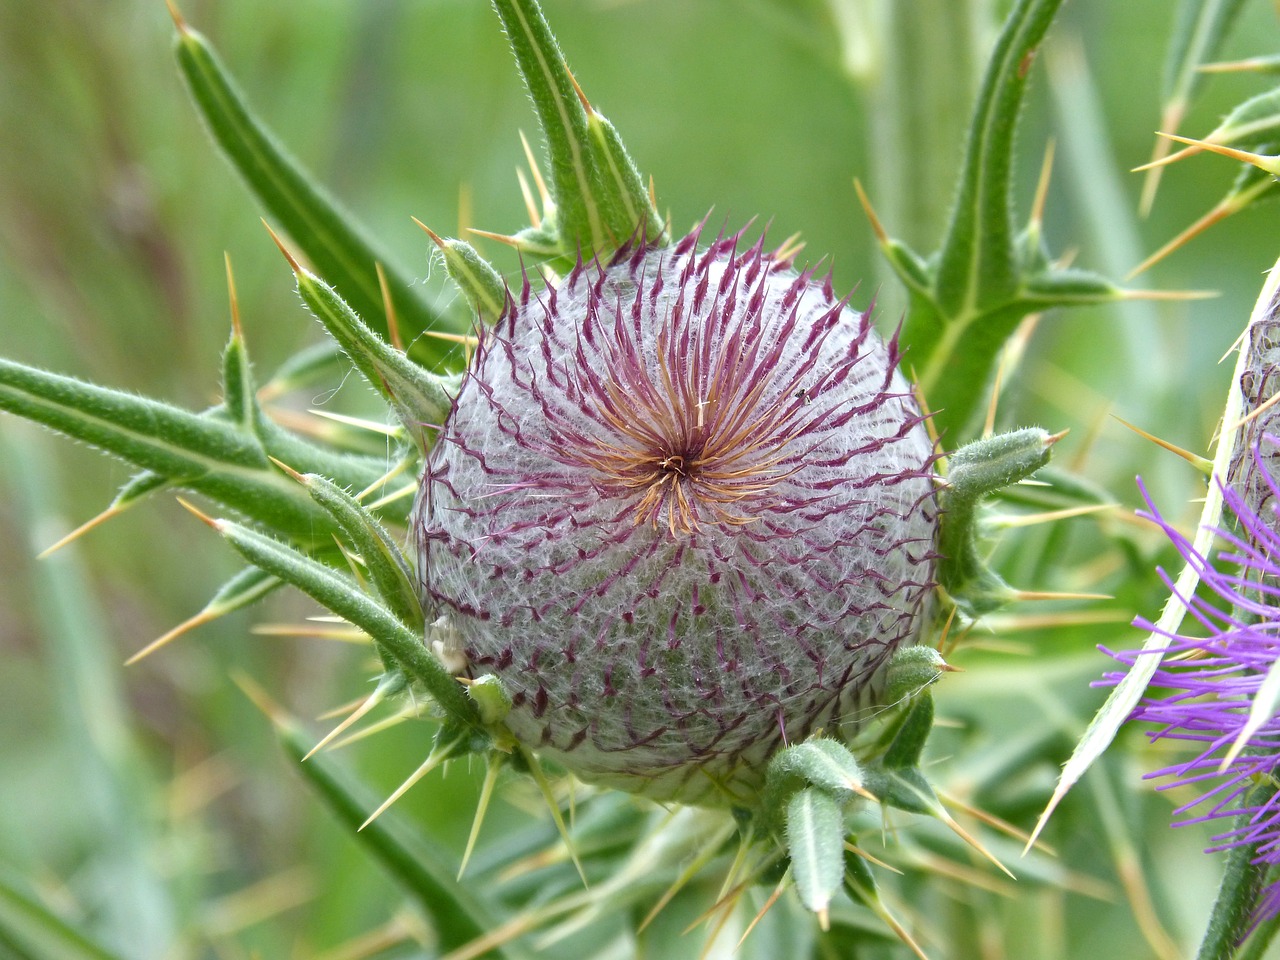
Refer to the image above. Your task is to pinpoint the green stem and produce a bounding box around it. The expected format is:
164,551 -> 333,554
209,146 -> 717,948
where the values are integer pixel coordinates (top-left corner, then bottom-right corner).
1196,779 -> 1279,959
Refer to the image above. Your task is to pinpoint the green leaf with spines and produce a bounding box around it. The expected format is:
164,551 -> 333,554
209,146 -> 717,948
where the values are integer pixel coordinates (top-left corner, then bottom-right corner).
842,845 -> 879,910
784,786 -> 846,919
0,874 -> 126,960
842,845 -> 925,958
881,0 -> 1146,438
110,470 -> 170,513
490,0 -> 663,259
209,564 -> 281,615
508,224 -> 564,259
293,471 -> 424,633
1140,117 -> 1280,269
883,645 -> 947,706
879,238 -> 932,295
290,262 -> 456,451
221,323 -> 260,436
1216,54 -> 1280,76
931,0 -> 1064,317
0,353 -> 410,545
257,418 -> 413,520
583,104 -> 664,244
0,358 -> 337,545
1230,153 -> 1280,202
467,674 -> 513,727
859,691 -> 969,836
879,688 -> 935,772
1019,269 -> 1126,306
172,18 -> 466,362
431,232 -> 508,326
210,516 -> 479,730
1201,87 -> 1280,151
266,706 -> 529,959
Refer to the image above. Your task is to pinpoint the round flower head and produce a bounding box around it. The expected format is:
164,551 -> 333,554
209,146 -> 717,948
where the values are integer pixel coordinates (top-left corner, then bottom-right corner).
416,226 -> 938,805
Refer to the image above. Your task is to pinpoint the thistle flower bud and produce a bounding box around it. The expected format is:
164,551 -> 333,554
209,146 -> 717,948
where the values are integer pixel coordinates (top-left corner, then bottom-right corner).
416,226 -> 938,805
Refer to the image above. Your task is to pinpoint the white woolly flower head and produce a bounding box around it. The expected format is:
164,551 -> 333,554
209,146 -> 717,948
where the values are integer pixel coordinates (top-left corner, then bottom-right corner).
416,225 -> 938,805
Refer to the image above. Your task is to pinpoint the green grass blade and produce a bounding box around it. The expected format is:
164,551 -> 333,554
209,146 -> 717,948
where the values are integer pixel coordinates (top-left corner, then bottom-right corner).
173,19 -> 464,359
0,875 -> 126,960
213,517 -> 478,728
1141,0 -> 1249,211
1163,0 -> 1249,116
2,428 -> 177,955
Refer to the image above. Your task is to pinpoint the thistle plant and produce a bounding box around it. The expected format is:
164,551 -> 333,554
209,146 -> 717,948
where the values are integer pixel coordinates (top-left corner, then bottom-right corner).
5,1 -> 1280,958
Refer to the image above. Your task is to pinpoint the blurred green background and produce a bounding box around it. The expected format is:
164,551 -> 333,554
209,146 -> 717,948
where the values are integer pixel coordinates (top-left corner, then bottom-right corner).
2,0 -> 1279,957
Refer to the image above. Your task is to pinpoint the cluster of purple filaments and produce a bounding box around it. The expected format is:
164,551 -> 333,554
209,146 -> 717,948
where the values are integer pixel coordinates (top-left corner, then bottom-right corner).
1108,437 -> 1280,923
417,224 -> 938,805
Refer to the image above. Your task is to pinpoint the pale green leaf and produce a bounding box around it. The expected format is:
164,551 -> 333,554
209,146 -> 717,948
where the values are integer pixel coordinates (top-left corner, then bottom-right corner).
785,787 -> 846,918
174,20 -> 466,360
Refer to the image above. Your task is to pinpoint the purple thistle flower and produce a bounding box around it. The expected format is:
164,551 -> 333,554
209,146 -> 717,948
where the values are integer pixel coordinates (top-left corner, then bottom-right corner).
1108,436 -> 1280,920
414,224 -> 938,805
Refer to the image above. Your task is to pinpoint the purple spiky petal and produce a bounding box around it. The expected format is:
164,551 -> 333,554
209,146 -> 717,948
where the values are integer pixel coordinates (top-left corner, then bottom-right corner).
1105,436 -> 1280,925
416,225 -> 938,805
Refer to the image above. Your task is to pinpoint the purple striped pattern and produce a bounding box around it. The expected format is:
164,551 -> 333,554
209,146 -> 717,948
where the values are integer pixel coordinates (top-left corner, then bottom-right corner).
417,227 -> 938,804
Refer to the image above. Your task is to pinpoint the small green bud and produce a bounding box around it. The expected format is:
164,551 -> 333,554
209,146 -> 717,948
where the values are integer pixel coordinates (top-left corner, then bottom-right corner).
468,674 -> 513,727
944,427 -> 1057,503
883,645 -> 947,705
938,427 -> 1061,615
764,737 -> 868,818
